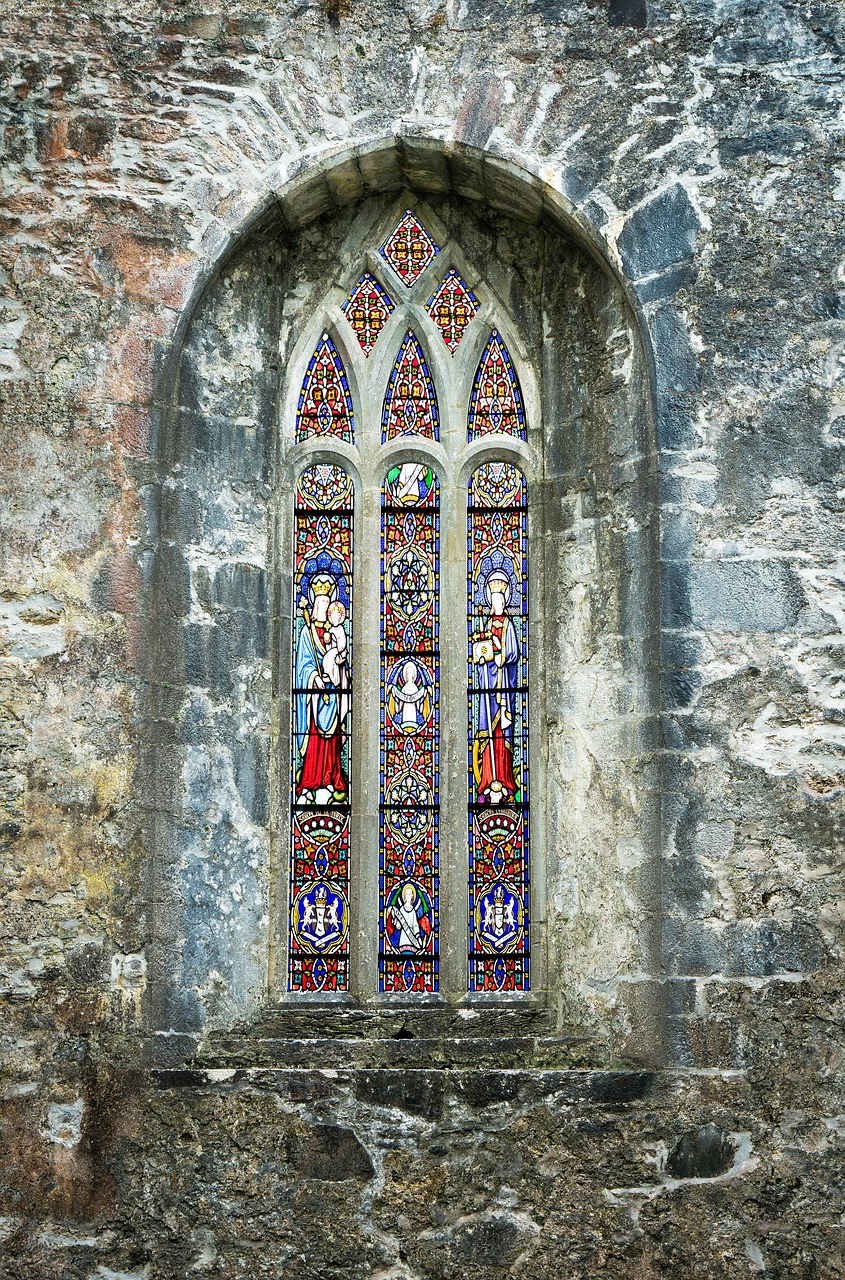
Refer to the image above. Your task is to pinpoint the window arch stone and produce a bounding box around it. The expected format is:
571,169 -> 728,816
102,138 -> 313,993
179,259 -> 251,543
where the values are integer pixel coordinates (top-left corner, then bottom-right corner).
144,140 -> 661,1066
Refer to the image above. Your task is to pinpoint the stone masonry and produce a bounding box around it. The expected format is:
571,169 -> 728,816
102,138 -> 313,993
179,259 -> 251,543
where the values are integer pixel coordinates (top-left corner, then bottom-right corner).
1,2 -> 844,1277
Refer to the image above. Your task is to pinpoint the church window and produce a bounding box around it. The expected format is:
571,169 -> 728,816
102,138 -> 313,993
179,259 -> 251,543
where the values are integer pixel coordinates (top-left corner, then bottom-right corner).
286,209 -> 532,996
467,463 -> 530,992
379,208 -> 440,287
382,329 -> 440,442
288,464 -> 354,992
425,269 -> 480,353
342,272 -> 395,356
296,332 -> 355,443
467,330 -> 526,440
379,467 -> 440,993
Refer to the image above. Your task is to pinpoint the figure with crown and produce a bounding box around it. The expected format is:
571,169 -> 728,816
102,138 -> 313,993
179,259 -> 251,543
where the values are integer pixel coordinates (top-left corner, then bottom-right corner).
471,565 -> 519,804
295,563 -> 350,804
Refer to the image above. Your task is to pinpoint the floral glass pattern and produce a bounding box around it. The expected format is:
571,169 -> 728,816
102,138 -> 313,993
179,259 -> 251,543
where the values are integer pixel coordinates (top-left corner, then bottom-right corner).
467,330 -> 526,441
288,464 -> 354,993
382,330 -> 440,442
342,272 -> 395,356
380,465 -> 440,993
425,269 -> 479,353
467,462 -> 529,992
379,209 -> 440,287
295,333 -> 354,443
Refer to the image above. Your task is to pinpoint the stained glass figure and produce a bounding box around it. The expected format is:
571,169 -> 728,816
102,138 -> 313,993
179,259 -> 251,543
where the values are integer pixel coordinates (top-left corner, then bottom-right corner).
425,269 -> 479,353
296,333 -> 354,443
467,462 -> 529,993
289,464 -> 353,993
342,272 -> 395,356
379,210 -> 440,288
380,464 -> 440,993
467,330 -> 526,441
382,330 -> 439,443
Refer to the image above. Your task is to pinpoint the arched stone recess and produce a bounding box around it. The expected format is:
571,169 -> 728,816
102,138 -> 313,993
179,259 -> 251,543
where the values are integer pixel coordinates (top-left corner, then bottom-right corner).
143,138 -> 661,1063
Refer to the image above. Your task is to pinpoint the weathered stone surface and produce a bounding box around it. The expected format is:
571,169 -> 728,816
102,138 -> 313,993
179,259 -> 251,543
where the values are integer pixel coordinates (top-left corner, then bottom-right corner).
1,0 -> 844,1275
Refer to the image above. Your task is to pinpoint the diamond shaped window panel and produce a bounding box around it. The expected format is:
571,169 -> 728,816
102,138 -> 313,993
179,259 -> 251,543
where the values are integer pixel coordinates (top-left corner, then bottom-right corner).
342,272 -> 395,356
425,269 -> 479,353
296,333 -> 354,443
379,210 -> 440,288
382,330 -> 439,443
467,330 -> 526,441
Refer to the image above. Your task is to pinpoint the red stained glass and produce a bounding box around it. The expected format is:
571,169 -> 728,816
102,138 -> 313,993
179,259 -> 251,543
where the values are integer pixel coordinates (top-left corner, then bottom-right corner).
380,466 -> 440,994
288,465 -> 353,993
342,272 -> 395,356
379,210 -> 440,288
467,463 -> 530,993
467,330 -> 526,440
382,330 -> 439,442
425,269 -> 479,353
296,333 -> 354,443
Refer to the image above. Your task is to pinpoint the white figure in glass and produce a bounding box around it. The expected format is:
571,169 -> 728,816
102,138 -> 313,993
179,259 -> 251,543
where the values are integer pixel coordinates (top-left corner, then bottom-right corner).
295,575 -> 350,804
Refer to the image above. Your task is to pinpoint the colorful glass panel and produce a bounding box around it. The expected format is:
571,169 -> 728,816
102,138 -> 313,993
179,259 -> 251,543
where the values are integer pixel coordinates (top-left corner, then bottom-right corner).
342,272 -> 395,356
296,333 -> 354,443
379,210 -> 440,288
382,330 -> 439,443
467,330 -> 526,441
425,269 -> 480,353
289,464 -> 353,993
380,464 -> 440,993
467,462 -> 529,993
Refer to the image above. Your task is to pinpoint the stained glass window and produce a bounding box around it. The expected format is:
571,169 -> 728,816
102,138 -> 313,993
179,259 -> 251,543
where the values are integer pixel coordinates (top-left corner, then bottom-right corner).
382,330 -> 439,442
380,465 -> 440,993
425,269 -> 479,353
467,462 -> 530,993
379,210 -> 440,287
288,464 -> 353,993
296,333 -> 354,443
467,330 -> 526,441
342,272 -> 395,356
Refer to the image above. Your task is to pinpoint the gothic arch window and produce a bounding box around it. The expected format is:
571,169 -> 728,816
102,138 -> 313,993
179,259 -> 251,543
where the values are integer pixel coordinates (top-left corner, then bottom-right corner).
283,207 -> 536,999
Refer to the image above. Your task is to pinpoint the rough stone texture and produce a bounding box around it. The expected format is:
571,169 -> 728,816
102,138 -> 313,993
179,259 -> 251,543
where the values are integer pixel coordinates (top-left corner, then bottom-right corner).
1,1 -> 844,1277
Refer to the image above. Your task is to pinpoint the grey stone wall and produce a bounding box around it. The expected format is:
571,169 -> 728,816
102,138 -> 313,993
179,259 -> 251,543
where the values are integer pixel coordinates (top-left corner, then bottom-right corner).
1,1 -> 844,1276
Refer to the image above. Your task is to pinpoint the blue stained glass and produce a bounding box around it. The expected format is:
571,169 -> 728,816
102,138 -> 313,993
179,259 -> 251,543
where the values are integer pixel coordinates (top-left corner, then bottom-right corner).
467,463 -> 530,993
382,330 -> 439,442
380,464 -> 440,994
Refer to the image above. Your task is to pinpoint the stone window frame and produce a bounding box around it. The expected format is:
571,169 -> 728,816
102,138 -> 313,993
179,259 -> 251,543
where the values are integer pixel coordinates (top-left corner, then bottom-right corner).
275,198 -> 549,1003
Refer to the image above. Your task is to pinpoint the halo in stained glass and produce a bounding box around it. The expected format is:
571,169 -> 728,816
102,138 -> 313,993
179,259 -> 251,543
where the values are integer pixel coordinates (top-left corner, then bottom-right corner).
425,269 -> 479,353
382,330 -> 439,442
342,272 -> 395,356
379,210 -> 440,288
296,332 -> 354,443
467,330 -> 526,441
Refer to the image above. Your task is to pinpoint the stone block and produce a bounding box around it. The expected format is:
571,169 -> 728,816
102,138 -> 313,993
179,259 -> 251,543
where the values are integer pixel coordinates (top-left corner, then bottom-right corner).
619,184 -> 700,281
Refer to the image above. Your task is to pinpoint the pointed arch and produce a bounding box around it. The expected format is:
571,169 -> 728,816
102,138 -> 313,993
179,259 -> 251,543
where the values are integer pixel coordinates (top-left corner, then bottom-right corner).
467,330 -> 526,441
382,329 -> 440,443
296,332 -> 355,443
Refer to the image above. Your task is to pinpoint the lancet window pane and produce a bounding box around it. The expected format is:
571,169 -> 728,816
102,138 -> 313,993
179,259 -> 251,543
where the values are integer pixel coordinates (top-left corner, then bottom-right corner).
296,332 -> 354,443
467,462 -> 530,993
382,330 -> 439,443
288,464 -> 353,993
467,330 -> 526,441
379,464 -> 440,993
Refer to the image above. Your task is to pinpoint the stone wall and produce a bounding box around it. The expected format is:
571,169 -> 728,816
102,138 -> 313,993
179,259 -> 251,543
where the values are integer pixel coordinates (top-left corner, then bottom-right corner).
1,1 -> 844,1277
